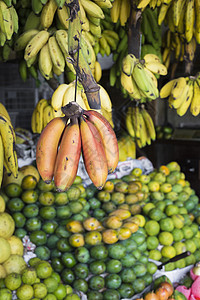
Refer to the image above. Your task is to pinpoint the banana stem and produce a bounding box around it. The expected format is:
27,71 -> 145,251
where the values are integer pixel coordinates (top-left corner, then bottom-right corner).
66,0 -> 101,109
128,3 -> 142,58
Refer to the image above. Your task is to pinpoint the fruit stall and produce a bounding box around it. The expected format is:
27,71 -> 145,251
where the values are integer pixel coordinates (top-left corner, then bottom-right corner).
0,0 -> 200,299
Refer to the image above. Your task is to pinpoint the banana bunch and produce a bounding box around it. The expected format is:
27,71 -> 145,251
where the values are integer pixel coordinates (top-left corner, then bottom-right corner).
125,105 -> 156,148
120,53 -> 167,102
31,98 -> 55,134
141,7 -> 162,60
0,104 -> 18,187
110,0 -> 131,26
36,108 -> 119,190
118,134 -> 136,161
0,1 -> 18,47
160,74 -> 200,117
51,80 -> 114,124
136,0 -> 163,10
97,28 -> 120,57
162,29 -> 197,70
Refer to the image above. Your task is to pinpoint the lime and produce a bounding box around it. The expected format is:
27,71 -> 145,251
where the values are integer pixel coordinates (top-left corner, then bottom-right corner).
119,268 -> 136,283
148,208 -> 163,221
106,259 -> 122,273
160,217 -> 174,232
35,261 -> 53,279
108,243 -> 126,259
161,245 -> 176,258
105,274 -> 122,289
118,283 -> 134,298
21,267 -> 37,285
193,237 -> 200,249
42,220 -> 58,234
147,261 -> 158,274
149,249 -> 162,261
120,239 -> 137,253
167,191 -> 178,201
144,220 -> 160,236
151,191 -> 165,201
146,236 -> 159,250
21,190 -> 38,204
23,204 -> 39,218
61,253 -> 76,268
74,247 -> 90,263
133,263 -> 147,277
185,239 -> 197,253
90,244 -> 108,260
171,214 -> 185,229
132,278 -> 146,293
173,242 -> 186,254
73,279 -> 88,293
33,283 -> 48,298
64,293 -> 81,300
39,206 -> 56,220
111,192 -> 125,205
25,217 -> 42,232
89,275 -> 105,290
121,254 -> 136,268
16,284 -> 34,300
7,198 -> 24,212
54,192 -> 68,206
67,186 -> 81,201
38,192 -> 55,206
15,228 -> 27,239
29,230 -> 47,246
165,262 -> 175,271
158,232 -> 173,246
88,197 -> 101,209
4,183 -> 22,198
4,272 -> 22,290
182,226 -> 194,239
74,263 -> 89,279
35,246 -> 50,260
190,223 -> 199,235
165,205 -> 179,216
103,289 -> 121,300
142,203 -> 156,215
172,228 -> 184,242
37,180 -> 55,191
185,253 -> 196,266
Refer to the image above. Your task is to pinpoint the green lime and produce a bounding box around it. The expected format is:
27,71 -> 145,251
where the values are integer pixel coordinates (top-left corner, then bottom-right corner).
161,245 -> 176,258
7,198 -> 24,212
133,263 -> 147,277
89,275 -> 105,290
119,268 -> 136,283
173,242 -> 186,255
148,249 -> 162,261
37,180 -> 55,191
39,206 -> 56,220
106,259 -> 122,274
120,254 -> 136,268
44,276 -> 59,293
74,247 -> 90,263
42,220 -> 58,234
4,273 -> 22,290
144,220 -> 160,236
53,283 -> 67,299
25,217 -> 42,231
38,192 -> 55,206
172,228 -> 184,242
23,204 -> 39,218
182,226 -> 194,239
105,274 -> 122,289
54,192 -> 68,206
147,261 -> 158,274
35,246 -> 51,260
67,186 -> 81,201
29,230 -> 47,246
21,190 -> 38,204
148,208 -> 163,221
74,263 -> 89,279
108,243 -> 126,259
12,212 -> 26,228
103,289 -> 121,300
160,217 -> 174,232
165,204 -> 179,216
61,253 -> 76,268
33,283 -> 47,298
132,278 -> 145,293
88,197 -> 101,209
4,183 -> 22,198
61,269 -> 75,284
175,258 -> 186,269
120,239 -> 137,253
87,291 -> 103,300
146,236 -> 159,250
158,231 -> 173,246
90,244 -> 108,260
89,260 -> 106,275
185,239 -> 197,253
35,261 -> 53,279
15,228 -> 27,239
16,284 -> 34,300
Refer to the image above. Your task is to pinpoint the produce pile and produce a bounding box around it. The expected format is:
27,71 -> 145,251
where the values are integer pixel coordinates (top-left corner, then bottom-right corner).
1,161 -> 200,299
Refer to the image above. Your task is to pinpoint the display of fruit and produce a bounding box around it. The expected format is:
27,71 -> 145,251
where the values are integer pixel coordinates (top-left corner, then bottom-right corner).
118,134 -> 136,161
160,74 -> 200,117
0,258 -> 80,300
0,104 -> 18,188
36,107 -> 119,190
156,124 -> 174,140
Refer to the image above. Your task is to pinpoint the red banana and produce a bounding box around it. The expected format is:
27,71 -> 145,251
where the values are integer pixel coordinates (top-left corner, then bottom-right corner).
80,115 -> 108,190
83,110 -> 119,173
36,117 -> 66,183
54,117 -> 81,191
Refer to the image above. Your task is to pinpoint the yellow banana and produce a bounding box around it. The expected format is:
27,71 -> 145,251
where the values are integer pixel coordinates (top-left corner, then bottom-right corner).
190,79 -> 200,116
80,0 -> 104,19
0,102 -> 11,122
122,53 -> 137,76
110,0 -> 121,23
0,135 -> 4,187
24,30 -> 50,61
43,105 -> 54,128
57,5 -> 69,29
51,83 -> 69,110
169,83 -> 190,109
38,43 -> 53,80
14,29 -> 39,51
119,0 -> 131,26
177,80 -> 194,116
0,1 -> 13,40
141,108 -> 156,141
94,60 -> 102,82
137,0 -> 151,10
185,0 -> 195,43
160,79 -> 176,98
171,77 -> 188,99
126,106 -> 135,138
31,108 -> 37,133
99,84 -> 112,112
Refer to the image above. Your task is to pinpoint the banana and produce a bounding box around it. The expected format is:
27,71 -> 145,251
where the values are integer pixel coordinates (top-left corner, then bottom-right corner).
9,6 -> 18,34
93,0 -> 112,9
173,0 -> 186,28
0,134 -> 4,187
143,53 -> 161,64
110,0 -> 121,23
0,1 -> 13,40
40,0 -> 57,29
125,106 -> 135,138
137,0 -> 151,9
53,107 -> 65,117
102,29 -> 119,41
138,108 -> 149,147
0,32 -> 6,46
24,30 -> 50,61
38,43 -> 53,80
83,109 -> 119,173
122,53 -> 137,76
132,106 -> 142,146
19,59 -> 28,82
89,21 -> 102,38
109,63 -> 117,87
80,33 -> 96,70
160,79 -> 176,98
185,0 -> 195,43
36,116 -> 66,182
80,0 -> 104,19
0,113 -> 17,177
36,98 -> 49,133
119,0 -> 130,26
57,4 -> 69,29
121,71 -> 140,98
24,11 -> 41,31
143,67 -> 158,88
51,83 -> 69,110
171,77 -> 187,99
195,0 -> 200,43
55,29 -> 71,65
80,115 -> 108,189
132,62 -> 158,99
94,60 -> 102,82
158,2 -> 171,25
31,108 -> 37,133
54,117 -> 81,191
190,79 -> 200,116
141,108 -> 156,141
99,84 -> 112,112
169,83 -> 190,109
177,80 -> 194,116
48,35 -> 65,73
144,61 -> 167,76
0,102 -> 11,121
43,104 -> 54,128
87,15 -> 100,26
53,63 -> 64,75
31,0 -> 43,14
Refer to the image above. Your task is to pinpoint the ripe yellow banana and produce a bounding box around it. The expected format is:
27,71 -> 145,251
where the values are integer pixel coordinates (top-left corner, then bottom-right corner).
119,0 -> 131,26
57,5 -> 69,29
141,108 -> 156,141
94,60 -> 102,82
122,53 -> 137,76
14,29 -> 39,51
177,80 -> 194,116
126,106 -> 135,138
99,84 -> 112,112
51,83 -> 69,111
110,0 -> 121,23
190,79 -> 200,116
24,30 -> 50,61
185,0 -> 195,43
38,43 -> 53,80
160,79 -> 176,98
0,102 -> 11,122
80,0 -> 105,19
43,105 -> 54,128
171,77 -> 188,100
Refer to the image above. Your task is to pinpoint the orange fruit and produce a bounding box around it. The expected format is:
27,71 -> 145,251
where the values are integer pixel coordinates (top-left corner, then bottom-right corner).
66,220 -> 84,233
83,217 -> 101,231
102,229 -> 118,244
122,222 -> 139,233
117,227 -> 132,240
69,233 -> 85,247
104,215 -> 123,229
159,165 -> 170,176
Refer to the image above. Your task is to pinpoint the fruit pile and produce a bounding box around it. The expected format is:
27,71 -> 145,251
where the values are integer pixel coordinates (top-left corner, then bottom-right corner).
0,258 -> 81,300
